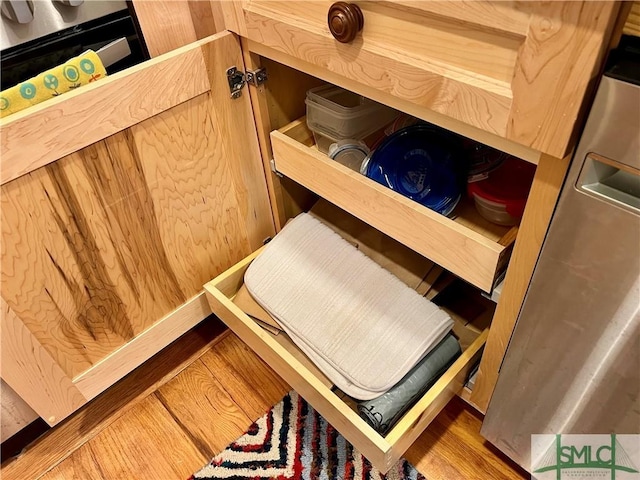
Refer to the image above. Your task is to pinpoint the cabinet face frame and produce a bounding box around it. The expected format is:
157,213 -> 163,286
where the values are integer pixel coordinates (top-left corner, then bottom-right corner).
218,0 -> 620,159
0,32 -> 274,425
235,35 -> 577,414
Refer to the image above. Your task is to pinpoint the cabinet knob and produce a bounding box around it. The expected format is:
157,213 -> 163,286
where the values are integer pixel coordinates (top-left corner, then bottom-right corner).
328,2 -> 363,43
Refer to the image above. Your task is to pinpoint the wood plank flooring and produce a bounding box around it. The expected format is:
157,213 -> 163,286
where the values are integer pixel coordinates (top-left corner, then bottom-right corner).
2,321 -> 526,480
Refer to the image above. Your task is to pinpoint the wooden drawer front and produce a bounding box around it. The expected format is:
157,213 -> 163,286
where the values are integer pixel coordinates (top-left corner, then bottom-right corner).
204,250 -> 488,474
231,1 -> 617,158
270,119 -> 515,292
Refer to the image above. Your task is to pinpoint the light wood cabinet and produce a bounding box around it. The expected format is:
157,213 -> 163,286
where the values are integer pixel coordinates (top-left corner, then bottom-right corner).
1,33 -> 273,425
1,380 -> 38,443
0,0 -> 623,470
220,0 -> 618,159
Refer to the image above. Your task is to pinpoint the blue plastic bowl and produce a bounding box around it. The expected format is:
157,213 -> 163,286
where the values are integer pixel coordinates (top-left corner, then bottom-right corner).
362,125 -> 462,216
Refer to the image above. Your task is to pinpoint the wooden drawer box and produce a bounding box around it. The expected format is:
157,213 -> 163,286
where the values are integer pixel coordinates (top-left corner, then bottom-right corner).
270,118 -> 516,292
227,0 -> 618,158
204,248 -> 489,473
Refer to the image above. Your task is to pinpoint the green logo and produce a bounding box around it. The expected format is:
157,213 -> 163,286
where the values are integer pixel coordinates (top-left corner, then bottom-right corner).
533,434 -> 639,479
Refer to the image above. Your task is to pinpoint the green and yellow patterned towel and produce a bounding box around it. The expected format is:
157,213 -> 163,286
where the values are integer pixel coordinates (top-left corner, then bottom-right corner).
0,50 -> 107,118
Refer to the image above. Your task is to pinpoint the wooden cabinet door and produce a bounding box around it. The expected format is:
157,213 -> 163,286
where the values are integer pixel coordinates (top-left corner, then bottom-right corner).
0,32 -> 274,425
220,1 -> 618,158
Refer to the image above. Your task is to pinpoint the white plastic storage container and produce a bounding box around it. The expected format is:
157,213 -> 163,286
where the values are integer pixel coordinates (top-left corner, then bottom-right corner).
306,85 -> 397,152
311,128 -> 340,155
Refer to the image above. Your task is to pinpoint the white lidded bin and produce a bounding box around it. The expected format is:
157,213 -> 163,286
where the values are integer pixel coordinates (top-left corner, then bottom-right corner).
306,85 -> 397,144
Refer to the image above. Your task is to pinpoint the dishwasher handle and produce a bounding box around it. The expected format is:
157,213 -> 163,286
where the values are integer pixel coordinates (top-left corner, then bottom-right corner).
577,153 -> 640,214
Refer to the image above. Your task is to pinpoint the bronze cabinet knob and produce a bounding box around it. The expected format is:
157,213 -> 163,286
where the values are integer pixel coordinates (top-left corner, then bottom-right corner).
328,2 -> 364,43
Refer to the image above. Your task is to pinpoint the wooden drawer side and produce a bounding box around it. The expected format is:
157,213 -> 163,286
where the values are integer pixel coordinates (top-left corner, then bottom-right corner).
385,330 -> 487,462
203,252 -> 394,468
204,248 -> 490,473
270,121 -> 514,292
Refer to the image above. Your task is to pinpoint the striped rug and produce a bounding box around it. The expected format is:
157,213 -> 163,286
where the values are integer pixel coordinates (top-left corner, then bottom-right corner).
190,391 -> 425,480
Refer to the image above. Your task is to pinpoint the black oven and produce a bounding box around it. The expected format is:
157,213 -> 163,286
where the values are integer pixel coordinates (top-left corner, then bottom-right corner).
1,1 -> 149,90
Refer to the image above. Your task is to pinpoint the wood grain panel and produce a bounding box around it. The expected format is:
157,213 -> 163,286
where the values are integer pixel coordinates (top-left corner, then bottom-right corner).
131,1 -> 199,57
0,298 -> 86,425
1,380 -> 38,442
129,95 -> 254,295
155,359 -> 251,458
2,131 -> 187,378
199,33 -> 276,251
189,1 -> 224,39
506,1 -> 619,157
363,2 -> 520,84
252,1 -> 521,83
243,6 -> 513,136
0,43 -> 210,185
388,1 -> 531,37
471,152 -> 572,412
131,0 -> 224,57
234,1 -> 617,157
0,321 -> 226,480
1,33 -> 274,392
200,334 -> 290,420
76,395 -> 206,479
623,1 -> 640,36
248,39 -> 541,165
73,293 -> 211,400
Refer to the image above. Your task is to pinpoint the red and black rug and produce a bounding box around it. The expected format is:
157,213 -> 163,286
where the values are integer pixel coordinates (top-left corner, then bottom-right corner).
190,391 -> 425,480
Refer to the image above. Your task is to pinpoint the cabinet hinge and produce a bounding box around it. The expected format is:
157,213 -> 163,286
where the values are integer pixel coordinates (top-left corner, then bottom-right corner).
247,67 -> 268,87
226,66 -> 268,99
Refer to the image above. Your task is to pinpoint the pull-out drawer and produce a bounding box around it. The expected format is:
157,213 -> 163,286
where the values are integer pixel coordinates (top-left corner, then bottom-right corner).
230,1 -> 618,158
270,118 -> 516,292
204,248 -> 489,473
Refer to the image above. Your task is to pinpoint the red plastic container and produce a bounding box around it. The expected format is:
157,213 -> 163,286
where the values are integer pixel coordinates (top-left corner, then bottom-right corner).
467,157 -> 536,226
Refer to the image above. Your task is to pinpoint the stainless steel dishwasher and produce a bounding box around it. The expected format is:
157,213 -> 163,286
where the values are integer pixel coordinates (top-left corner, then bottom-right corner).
481,37 -> 640,472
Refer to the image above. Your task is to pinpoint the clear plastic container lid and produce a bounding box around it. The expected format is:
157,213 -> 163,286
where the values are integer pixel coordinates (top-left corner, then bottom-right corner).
306,85 -> 398,140
328,139 -> 370,171
306,85 -> 373,114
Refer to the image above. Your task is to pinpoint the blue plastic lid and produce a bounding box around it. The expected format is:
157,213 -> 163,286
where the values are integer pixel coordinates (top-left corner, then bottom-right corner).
363,125 -> 462,215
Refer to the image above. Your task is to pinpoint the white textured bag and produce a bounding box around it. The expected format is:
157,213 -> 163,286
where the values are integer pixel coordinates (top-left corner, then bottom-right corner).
245,213 -> 453,400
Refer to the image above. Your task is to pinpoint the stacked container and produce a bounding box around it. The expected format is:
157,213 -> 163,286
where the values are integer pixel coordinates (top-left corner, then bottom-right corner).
306,85 -> 397,153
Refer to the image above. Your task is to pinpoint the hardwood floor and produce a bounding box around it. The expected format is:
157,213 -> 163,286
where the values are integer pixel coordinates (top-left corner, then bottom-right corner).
2,321 -> 526,480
